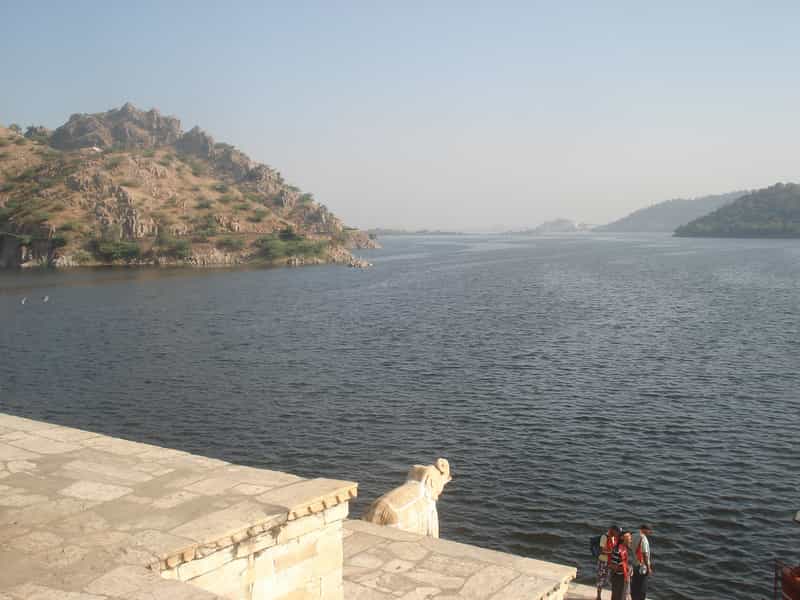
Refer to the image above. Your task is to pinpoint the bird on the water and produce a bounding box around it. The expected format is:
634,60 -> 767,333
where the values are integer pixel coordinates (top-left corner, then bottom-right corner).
42,295 -> 49,303
21,297 -> 27,305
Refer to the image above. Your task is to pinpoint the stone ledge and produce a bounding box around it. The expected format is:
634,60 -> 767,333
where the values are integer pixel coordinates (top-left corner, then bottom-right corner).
343,520 -> 576,600
256,478 -> 358,521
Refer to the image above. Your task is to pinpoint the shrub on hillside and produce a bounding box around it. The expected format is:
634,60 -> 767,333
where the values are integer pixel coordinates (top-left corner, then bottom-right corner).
13,167 -> 37,182
247,209 -> 268,223
25,126 -> 51,144
37,177 -> 58,189
278,226 -> 301,241
252,232 -> 327,260
72,250 -> 93,265
215,237 -> 245,252
191,214 -> 219,237
0,207 -> 14,226
29,211 -> 51,224
158,238 -> 192,259
190,161 -> 206,177
105,156 -> 124,169
59,221 -> 80,232
90,239 -> 142,262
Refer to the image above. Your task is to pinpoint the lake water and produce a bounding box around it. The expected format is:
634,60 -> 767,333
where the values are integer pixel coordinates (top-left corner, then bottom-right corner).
1,233 -> 798,599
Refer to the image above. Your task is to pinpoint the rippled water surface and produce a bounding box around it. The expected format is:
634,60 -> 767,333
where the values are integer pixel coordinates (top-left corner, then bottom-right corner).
1,234 -> 798,599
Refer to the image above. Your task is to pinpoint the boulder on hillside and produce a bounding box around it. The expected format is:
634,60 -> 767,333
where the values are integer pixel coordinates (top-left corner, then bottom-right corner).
247,164 -> 286,197
51,103 -> 181,150
213,143 -> 252,179
176,126 -> 215,158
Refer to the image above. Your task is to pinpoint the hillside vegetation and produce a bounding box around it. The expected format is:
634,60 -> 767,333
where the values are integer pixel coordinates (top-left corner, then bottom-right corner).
0,104 -> 375,268
597,191 -> 746,232
674,183 -> 800,237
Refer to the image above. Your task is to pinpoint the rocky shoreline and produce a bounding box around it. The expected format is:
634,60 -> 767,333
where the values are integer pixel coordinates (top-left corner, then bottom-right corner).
18,245 -> 375,270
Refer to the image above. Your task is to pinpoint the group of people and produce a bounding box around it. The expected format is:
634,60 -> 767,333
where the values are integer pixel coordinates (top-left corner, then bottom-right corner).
596,524 -> 653,600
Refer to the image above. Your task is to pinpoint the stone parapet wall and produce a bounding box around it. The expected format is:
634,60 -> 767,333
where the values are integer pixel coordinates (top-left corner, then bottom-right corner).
162,503 -> 349,599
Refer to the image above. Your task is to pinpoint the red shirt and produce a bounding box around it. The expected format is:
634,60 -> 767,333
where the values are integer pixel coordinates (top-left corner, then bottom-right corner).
611,543 -> 630,580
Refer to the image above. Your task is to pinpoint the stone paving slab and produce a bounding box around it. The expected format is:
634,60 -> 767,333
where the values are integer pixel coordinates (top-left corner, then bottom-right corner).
0,413 -> 356,599
343,520 -> 576,600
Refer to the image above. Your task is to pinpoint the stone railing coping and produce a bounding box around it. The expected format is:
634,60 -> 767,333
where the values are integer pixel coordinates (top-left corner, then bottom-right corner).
256,477 -> 358,520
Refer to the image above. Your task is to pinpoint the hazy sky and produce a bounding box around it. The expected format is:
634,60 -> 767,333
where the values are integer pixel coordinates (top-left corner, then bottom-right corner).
2,1 -> 800,230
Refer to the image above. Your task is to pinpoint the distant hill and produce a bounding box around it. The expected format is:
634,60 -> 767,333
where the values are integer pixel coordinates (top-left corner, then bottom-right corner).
0,103 -> 376,268
531,219 -> 590,234
512,219 -> 592,234
597,191 -> 746,232
675,183 -> 800,237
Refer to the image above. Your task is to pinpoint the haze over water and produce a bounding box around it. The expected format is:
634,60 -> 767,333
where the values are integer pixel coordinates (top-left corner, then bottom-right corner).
1,234 -> 798,599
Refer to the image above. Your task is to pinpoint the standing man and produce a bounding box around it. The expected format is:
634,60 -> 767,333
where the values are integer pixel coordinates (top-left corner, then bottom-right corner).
596,525 -> 620,600
631,524 -> 653,600
609,530 -> 632,600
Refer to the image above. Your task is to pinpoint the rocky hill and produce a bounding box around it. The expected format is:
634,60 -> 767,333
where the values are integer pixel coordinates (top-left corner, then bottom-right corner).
674,183 -> 800,237
596,191 -> 746,232
0,103 -> 377,268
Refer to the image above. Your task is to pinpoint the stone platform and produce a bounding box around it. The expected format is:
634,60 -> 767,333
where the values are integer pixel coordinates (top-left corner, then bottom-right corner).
0,413 -> 356,599
0,413 -> 576,599
343,521 -> 576,599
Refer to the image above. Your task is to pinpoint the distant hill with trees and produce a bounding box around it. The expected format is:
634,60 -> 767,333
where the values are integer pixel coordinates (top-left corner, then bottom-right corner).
674,183 -> 800,237
597,191 -> 746,232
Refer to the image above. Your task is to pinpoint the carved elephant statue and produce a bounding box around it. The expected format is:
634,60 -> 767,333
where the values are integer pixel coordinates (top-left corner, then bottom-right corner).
362,458 -> 452,538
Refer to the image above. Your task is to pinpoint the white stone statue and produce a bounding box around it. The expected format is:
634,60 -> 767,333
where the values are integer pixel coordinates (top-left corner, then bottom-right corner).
363,458 -> 452,538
